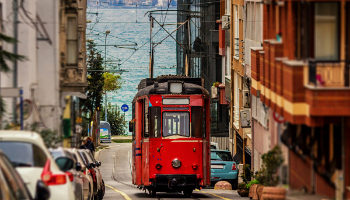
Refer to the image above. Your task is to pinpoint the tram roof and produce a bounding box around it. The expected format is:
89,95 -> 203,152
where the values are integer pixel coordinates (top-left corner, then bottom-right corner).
134,81 -> 209,98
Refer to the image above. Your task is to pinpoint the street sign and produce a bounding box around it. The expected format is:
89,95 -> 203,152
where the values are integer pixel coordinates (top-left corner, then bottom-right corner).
121,104 -> 129,112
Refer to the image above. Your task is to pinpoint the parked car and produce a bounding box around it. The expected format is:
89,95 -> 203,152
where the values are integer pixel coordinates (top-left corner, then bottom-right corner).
78,149 -> 105,200
0,149 -> 50,200
0,131 -> 75,200
66,148 -> 93,200
210,150 -> 238,189
50,148 -> 90,200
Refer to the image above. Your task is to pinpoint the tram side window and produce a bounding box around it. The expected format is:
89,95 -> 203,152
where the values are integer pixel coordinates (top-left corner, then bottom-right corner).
132,102 -> 135,141
191,107 -> 203,138
163,112 -> 190,137
149,107 -> 161,138
144,99 -> 149,137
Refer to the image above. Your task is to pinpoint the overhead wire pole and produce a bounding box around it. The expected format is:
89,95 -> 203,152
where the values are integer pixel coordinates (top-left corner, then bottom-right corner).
149,15 -> 153,78
13,0 -> 18,124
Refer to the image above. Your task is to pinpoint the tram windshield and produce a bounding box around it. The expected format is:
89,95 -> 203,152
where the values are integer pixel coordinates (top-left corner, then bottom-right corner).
162,112 -> 190,137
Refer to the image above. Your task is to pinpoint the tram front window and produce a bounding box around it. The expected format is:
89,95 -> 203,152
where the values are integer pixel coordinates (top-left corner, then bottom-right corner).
162,112 -> 190,137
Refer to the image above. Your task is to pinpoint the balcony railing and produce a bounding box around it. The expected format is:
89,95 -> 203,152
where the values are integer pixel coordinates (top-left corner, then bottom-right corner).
308,60 -> 350,87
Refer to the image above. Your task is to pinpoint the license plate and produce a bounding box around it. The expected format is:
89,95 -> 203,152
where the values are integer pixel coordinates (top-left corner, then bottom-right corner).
211,165 -> 224,169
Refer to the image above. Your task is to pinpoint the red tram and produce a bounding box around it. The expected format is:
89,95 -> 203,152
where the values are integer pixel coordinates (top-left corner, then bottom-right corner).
129,76 -> 211,196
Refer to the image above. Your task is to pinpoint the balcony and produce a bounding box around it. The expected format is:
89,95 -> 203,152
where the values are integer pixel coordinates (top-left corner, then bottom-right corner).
306,60 -> 350,118
308,60 -> 350,87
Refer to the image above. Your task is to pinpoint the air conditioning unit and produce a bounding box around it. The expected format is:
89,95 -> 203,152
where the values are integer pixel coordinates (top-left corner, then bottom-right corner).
211,86 -> 218,99
243,90 -> 251,108
222,15 -> 230,30
240,110 -> 251,128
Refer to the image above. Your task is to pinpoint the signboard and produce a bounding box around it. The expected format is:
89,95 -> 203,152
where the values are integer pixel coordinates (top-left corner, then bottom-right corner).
121,104 -> 129,112
100,128 -> 109,139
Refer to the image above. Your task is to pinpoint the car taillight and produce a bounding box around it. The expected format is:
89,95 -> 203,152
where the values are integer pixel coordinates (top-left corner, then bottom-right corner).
66,172 -> 74,182
232,163 -> 236,170
41,159 -> 67,185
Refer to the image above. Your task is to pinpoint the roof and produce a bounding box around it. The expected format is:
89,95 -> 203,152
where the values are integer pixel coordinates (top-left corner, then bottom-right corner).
134,82 -> 209,99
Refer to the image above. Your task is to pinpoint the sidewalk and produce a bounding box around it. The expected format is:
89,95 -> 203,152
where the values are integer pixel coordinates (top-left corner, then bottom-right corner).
286,190 -> 330,200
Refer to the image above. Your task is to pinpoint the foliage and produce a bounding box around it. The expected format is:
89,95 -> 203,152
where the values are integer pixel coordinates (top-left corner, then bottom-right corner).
81,41 -> 105,120
0,33 -> 26,72
240,164 -> 253,184
246,179 -> 259,189
257,145 -> 284,186
112,139 -> 132,143
102,72 -> 123,93
38,129 -> 62,148
238,183 -> 247,189
101,103 -> 127,135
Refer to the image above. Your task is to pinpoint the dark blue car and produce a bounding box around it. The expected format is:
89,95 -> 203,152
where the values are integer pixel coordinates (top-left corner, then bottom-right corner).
210,150 -> 238,189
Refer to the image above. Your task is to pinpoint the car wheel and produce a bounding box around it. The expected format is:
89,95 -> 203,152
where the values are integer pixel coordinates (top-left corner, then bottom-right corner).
231,178 -> 238,190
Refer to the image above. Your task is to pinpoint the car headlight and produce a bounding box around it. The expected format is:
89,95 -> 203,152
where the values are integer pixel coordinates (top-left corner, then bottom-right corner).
172,159 -> 181,168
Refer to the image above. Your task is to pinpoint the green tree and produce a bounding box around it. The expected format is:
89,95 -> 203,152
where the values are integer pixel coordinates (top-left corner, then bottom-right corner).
101,103 -> 127,135
81,41 -> 105,122
103,72 -> 123,93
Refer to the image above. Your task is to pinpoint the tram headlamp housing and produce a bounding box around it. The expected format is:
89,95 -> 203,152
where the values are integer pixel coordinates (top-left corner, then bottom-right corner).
172,159 -> 181,168
169,82 -> 183,94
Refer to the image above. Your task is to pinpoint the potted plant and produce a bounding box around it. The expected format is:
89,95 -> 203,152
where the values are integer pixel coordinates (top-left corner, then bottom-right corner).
236,164 -> 252,197
237,183 -> 249,197
258,146 -> 286,200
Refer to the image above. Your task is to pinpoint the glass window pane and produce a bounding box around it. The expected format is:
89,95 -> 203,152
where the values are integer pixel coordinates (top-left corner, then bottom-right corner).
162,112 -> 189,137
191,106 -> 203,138
0,142 -> 47,167
314,2 -> 339,60
67,17 -> 77,40
67,41 -> 78,64
149,107 -> 161,138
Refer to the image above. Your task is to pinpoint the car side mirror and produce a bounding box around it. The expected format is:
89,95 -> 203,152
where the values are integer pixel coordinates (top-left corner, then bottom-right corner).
55,157 -> 74,172
129,121 -> 133,132
35,180 -> 50,200
76,162 -> 82,171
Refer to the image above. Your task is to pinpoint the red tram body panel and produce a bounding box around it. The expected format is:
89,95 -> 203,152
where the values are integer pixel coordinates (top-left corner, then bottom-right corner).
130,77 -> 210,195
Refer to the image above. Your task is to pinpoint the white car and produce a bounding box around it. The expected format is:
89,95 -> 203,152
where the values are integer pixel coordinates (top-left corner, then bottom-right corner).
0,131 -> 75,200
67,148 -> 93,200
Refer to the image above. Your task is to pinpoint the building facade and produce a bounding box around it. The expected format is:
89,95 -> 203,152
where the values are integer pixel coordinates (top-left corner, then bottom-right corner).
0,0 -> 87,147
250,0 -> 350,198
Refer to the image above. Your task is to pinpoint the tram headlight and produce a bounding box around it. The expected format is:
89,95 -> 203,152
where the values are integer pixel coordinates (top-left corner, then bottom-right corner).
169,82 -> 183,93
172,159 -> 181,168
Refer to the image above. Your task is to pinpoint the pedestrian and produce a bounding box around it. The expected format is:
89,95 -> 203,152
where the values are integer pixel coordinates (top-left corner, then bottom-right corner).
80,137 -> 88,149
85,137 -> 95,155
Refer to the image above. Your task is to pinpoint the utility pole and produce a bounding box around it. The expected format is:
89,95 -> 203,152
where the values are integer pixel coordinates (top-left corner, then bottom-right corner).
13,0 -> 18,123
149,15 -> 153,78
105,30 -> 110,122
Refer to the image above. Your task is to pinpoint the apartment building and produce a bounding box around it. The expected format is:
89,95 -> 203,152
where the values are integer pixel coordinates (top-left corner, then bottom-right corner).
0,0 -> 87,147
250,0 -> 350,198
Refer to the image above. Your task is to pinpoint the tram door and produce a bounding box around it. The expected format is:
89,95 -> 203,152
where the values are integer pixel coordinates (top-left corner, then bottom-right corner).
141,98 -> 150,185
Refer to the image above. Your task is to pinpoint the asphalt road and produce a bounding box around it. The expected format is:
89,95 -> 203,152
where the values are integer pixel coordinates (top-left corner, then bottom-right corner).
97,142 -> 246,200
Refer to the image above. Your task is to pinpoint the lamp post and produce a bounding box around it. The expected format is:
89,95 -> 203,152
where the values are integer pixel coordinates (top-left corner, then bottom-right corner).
104,30 -> 110,122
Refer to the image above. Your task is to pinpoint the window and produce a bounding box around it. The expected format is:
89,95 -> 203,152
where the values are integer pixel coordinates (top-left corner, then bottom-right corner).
211,151 -> 233,161
149,107 -> 161,138
132,102 -> 135,141
314,2 -> 339,60
233,5 -> 239,58
191,107 -> 203,138
0,142 -> 47,167
144,99 -> 149,137
162,112 -> 190,137
67,16 -> 78,64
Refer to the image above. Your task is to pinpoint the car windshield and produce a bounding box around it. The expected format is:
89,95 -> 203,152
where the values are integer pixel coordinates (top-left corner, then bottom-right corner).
162,112 -> 190,137
0,142 -> 47,167
211,151 -> 233,161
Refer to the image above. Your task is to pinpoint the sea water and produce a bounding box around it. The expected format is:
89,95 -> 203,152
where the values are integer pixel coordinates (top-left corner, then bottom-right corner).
87,7 -> 177,134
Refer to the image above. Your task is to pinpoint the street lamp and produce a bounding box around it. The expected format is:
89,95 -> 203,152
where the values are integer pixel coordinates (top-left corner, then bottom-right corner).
104,30 -> 110,122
